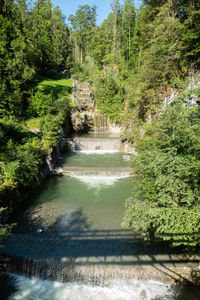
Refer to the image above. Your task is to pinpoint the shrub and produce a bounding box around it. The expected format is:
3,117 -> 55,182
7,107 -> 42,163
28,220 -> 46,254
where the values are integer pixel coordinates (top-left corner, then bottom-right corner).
123,102 -> 200,251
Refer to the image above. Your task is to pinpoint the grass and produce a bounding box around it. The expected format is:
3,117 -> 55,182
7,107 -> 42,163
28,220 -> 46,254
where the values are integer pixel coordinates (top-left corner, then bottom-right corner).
35,74 -> 72,99
26,74 -> 73,129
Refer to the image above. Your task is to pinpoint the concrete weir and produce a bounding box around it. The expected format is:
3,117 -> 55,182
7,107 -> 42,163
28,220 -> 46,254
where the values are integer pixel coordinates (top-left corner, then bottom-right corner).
70,137 -> 121,152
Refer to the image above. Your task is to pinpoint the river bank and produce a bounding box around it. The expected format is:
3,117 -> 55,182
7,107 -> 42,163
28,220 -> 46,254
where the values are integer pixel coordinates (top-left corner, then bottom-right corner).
0,132 -> 200,300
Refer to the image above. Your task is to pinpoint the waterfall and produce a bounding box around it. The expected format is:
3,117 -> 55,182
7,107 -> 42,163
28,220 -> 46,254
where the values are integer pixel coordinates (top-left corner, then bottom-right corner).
68,171 -> 130,177
94,114 -> 107,133
7,272 -> 176,300
71,137 -> 120,151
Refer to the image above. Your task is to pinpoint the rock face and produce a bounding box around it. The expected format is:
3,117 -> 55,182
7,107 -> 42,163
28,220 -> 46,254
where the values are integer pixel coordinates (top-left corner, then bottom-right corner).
70,79 -> 137,153
71,80 -> 112,133
71,80 -> 96,133
72,80 -> 95,111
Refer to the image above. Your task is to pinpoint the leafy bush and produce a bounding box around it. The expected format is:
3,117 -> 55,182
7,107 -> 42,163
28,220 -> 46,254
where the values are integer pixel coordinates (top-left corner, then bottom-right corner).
123,101 -> 200,251
0,118 -> 44,190
72,56 -> 98,83
41,114 -> 63,150
28,91 -> 54,117
93,69 -> 125,122
0,118 -> 34,147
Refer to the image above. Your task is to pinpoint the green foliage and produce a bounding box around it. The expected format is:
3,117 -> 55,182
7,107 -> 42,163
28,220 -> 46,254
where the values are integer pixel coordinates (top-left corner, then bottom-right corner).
72,56 -> 98,82
0,119 -> 44,189
0,72 -> 72,201
178,5 -> 200,68
20,74 -> 72,152
29,1 -> 71,74
28,91 -> 53,117
27,75 -> 72,149
125,1 -> 183,120
0,1 -> 35,118
0,224 -> 12,247
68,5 -> 97,63
90,18 -> 113,67
0,118 -> 34,148
79,0 -> 199,125
41,114 -> 63,150
0,0 -> 73,247
25,117 -> 42,129
123,102 -> 200,251
0,0 -> 71,119
93,69 -> 125,122
35,74 -> 72,98
120,0 -> 136,64
51,6 -> 71,71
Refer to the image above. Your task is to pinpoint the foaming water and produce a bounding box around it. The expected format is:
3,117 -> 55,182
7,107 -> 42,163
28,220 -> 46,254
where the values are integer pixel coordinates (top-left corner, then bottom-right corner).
72,150 -> 119,154
71,176 -> 128,192
8,273 -> 176,300
123,155 -> 131,161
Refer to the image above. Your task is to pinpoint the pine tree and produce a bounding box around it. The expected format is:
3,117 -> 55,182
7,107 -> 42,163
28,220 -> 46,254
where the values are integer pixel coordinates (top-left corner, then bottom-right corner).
68,5 -> 97,63
30,0 -> 53,73
51,6 -> 70,71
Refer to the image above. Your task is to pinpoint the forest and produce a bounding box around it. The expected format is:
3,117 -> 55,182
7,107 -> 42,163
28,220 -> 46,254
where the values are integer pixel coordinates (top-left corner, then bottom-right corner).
0,0 -> 200,252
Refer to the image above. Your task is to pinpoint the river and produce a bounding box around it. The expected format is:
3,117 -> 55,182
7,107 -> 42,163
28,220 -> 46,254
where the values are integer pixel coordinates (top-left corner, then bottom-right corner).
1,134 -> 199,299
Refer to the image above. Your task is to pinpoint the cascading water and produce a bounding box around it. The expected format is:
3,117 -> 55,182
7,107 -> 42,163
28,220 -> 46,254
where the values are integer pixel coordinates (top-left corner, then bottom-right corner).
94,114 -> 108,133
1,133 -> 200,300
4,273 -> 176,300
71,137 -> 120,152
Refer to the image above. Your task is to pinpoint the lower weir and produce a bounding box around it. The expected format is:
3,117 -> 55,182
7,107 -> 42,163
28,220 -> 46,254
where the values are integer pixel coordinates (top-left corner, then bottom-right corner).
67,136 -> 121,152
1,133 -> 200,299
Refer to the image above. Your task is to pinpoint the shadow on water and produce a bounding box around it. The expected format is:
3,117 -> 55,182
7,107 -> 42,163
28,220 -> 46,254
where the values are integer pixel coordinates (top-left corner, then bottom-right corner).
1,201 -> 200,299
11,176 -> 61,221
2,208 -> 200,281
1,175 -> 200,299
0,273 -> 17,299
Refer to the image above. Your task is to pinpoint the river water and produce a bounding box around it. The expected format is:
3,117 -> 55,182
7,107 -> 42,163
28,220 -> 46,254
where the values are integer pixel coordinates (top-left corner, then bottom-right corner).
1,134 -> 200,299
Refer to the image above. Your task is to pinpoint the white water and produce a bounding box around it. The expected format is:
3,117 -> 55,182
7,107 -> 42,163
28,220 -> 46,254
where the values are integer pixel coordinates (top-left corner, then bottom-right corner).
70,176 -> 130,196
122,155 -> 131,161
9,274 -> 176,300
72,176 -> 125,193
72,150 -> 119,154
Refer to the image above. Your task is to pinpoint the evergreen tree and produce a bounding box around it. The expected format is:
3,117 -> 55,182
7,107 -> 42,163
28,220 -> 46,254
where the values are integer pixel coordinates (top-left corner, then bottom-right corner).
68,5 -> 97,63
121,0 -> 136,65
111,0 -> 120,58
90,17 -> 113,67
51,6 -> 70,71
30,0 -> 53,73
0,0 -> 34,118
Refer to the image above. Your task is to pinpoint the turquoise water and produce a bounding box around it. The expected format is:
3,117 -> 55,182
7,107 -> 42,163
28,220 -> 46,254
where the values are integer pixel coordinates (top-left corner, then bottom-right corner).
15,175 -> 133,233
3,152 -> 133,262
1,138 -> 200,299
61,152 -> 130,169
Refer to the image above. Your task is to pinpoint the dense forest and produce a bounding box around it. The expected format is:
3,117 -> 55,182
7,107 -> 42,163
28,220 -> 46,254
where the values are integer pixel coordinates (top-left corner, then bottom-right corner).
0,0 -> 73,244
0,0 -> 200,252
